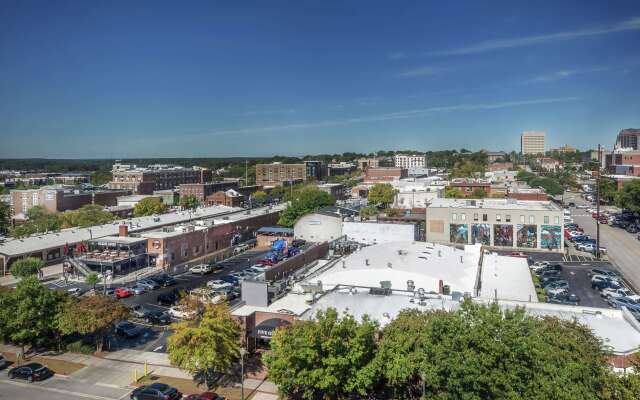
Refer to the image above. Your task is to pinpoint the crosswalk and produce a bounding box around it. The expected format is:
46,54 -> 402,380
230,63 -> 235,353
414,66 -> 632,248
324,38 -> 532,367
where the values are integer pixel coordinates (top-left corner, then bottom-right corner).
562,254 -> 597,262
47,278 -> 72,288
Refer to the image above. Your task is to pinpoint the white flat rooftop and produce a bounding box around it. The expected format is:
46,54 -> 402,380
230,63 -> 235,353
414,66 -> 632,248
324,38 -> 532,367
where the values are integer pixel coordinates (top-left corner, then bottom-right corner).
428,198 -> 560,212
479,253 -> 538,302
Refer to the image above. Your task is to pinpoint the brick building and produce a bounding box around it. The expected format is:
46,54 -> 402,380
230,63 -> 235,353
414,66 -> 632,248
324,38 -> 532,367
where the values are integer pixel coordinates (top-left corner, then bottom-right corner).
206,189 -> 244,207
255,163 -> 306,187
448,179 -> 492,198
180,181 -> 239,202
10,186 -> 129,215
364,167 -> 408,183
108,163 -> 212,194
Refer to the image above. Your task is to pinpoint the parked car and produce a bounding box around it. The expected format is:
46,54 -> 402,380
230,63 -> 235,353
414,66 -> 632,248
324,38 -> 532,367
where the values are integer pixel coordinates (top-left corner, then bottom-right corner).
589,268 -> 620,279
601,287 -> 633,299
137,279 -> 160,291
157,290 -> 181,306
545,286 -> 569,297
145,310 -> 171,325
0,355 -> 9,370
150,275 -> 176,287
184,392 -> 225,400
535,264 -> 562,275
547,293 -> 580,305
115,321 -> 142,338
220,275 -> 239,285
7,363 -> 53,382
540,274 -> 563,286
189,264 -> 212,275
591,276 -> 622,291
626,225 -> 639,234
168,305 -> 197,320
507,251 -> 528,258
130,383 -> 182,400
115,287 -> 134,299
608,295 -> 640,313
129,285 -> 147,295
131,304 -> 150,319
67,287 -> 83,297
206,279 -> 232,289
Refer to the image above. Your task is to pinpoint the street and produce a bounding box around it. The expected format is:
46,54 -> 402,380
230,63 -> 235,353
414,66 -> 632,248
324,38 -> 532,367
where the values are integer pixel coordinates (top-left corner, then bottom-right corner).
565,191 -> 640,292
0,375 -> 130,400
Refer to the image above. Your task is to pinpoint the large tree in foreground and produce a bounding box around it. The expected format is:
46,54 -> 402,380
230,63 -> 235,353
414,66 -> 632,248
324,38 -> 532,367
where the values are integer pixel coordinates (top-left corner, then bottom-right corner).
264,309 -> 379,400
367,183 -> 397,208
57,294 -> 130,352
167,302 -> 240,388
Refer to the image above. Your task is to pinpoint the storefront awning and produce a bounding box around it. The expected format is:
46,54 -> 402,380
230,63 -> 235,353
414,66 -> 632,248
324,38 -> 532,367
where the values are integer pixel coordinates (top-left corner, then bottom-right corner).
249,318 -> 291,340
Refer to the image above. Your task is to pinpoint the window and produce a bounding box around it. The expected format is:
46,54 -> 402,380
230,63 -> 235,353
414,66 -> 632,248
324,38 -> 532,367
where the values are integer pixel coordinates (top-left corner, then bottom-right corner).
506,214 -> 511,222
496,214 -> 501,222
554,216 -> 560,224
461,213 -> 466,221
520,215 -> 525,223
452,213 -> 457,221
544,216 -> 549,224
473,213 -> 478,221
529,215 -> 535,224
483,214 -> 488,222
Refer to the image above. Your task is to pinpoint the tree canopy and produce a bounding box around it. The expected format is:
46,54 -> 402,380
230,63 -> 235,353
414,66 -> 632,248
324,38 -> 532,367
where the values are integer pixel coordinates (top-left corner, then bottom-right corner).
264,301 -> 636,399
167,302 -> 240,388
57,294 -> 130,352
616,180 -> 640,213
367,183 -> 397,207
133,197 -> 168,217
264,308 -> 379,400
179,194 -> 200,210
10,204 -> 115,238
251,190 -> 268,203
0,202 -> 10,234
278,187 -> 336,227
10,257 -> 43,279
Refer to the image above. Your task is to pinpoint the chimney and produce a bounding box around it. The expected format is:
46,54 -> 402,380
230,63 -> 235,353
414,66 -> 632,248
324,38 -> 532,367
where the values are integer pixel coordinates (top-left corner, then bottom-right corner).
119,224 -> 129,237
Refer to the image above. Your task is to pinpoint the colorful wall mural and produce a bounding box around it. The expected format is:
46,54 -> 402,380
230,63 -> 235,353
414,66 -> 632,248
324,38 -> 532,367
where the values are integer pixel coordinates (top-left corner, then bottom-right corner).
471,224 -> 491,245
516,224 -> 537,248
494,224 -> 513,247
449,224 -> 468,244
541,225 -> 562,249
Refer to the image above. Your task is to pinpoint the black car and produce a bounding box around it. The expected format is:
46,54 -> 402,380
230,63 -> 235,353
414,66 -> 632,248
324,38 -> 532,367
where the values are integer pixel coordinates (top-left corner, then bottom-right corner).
292,239 -> 306,247
8,363 -> 53,382
157,290 -> 181,306
627,225 -> 639,234
115,321 -> 143,338
145,310 -> 171,325
220,275 -> 239,285
548,293 -> 580,305
535,264 -> 562,275
130,383 -> 182,400
540,275 -> 564,286
151,275 -> 176,287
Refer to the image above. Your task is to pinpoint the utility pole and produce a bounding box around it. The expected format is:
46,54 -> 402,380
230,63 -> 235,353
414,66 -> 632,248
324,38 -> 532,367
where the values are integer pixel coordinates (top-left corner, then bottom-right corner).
595,143 -> 601,260
245,160 -> 248,186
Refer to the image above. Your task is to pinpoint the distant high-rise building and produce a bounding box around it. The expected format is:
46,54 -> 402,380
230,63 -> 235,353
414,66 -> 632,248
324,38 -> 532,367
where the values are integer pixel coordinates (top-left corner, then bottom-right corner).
614,128 -> 640,150
255,163 -> 306,187
520,131 -> 545,155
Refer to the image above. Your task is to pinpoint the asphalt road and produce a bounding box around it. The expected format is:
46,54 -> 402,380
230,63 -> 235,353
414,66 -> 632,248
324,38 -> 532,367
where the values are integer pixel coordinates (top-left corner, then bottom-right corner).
0,375 -> 130,400
565,191 -> 640,292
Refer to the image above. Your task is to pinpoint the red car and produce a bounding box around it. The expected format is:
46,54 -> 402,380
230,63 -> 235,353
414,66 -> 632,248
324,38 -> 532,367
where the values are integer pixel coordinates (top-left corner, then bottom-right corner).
599,218 -> 609,224
114,287 -> 133,299
591,212 -> 599,218
184,393 -> 224,400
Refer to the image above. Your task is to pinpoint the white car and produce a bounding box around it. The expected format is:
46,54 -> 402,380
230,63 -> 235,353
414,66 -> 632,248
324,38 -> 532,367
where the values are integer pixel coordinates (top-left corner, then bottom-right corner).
189,264 -> 212,275
546,287 -> 569,297
250,264 -> 269,272
168,305 -> 197,320
206,279 -> 232,289
601,287 -> 633,299
530,261 -> 550,272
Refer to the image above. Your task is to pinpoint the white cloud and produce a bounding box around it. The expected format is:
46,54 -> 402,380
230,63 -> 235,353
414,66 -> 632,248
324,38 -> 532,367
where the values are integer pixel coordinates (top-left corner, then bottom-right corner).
187,97 -> 580,139
397,66 -> 450,78
525,67 -> 610,83
428,17 -> 640,56
238,108 -> 296,116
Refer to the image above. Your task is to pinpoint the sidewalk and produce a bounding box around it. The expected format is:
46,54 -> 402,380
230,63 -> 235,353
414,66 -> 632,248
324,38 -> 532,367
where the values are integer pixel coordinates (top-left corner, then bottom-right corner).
0,263 -> 63,286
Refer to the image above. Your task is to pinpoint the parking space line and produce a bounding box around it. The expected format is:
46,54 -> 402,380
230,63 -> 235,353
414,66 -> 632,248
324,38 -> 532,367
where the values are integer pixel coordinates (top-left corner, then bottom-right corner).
0,379 -> 119,400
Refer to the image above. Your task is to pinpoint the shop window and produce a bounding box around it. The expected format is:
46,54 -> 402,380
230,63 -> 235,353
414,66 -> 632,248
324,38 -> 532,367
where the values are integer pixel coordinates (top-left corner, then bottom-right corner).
529,215 -> 535,224
544,216 -> 549,224
473,213 -> 478,221
483,214 -> 488,222
452,213 -> 457,221
496,214 -> 501,222
506,214 -> 511,222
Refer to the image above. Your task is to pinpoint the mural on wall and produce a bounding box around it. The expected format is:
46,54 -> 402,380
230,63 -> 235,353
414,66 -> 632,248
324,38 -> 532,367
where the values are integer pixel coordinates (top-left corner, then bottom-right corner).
449,224 -> 468,244
541,225 -> 562,250
517,225 -> 537,248
493,224 -> 513,247
471,224 -> 491,245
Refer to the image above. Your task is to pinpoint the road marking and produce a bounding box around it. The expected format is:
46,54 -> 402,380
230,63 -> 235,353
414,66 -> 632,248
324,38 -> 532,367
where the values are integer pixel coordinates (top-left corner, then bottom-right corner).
95,382 -> 123,389
146,303 -> 169,309
0,379 -> 122,400
153,346 -> 164,352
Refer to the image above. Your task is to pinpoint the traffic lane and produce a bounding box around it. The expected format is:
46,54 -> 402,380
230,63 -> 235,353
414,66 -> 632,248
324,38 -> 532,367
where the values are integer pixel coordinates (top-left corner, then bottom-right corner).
0,375 -> 129,400
567,193 -> 640,291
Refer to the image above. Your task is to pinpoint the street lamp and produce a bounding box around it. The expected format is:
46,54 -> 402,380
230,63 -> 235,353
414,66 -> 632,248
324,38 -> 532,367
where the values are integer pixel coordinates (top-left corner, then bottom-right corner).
240,347 -> 247,400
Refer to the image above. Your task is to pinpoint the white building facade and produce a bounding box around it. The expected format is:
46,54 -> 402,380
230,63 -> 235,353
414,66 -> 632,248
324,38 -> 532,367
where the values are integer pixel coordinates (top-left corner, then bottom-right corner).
394,154 -> 425,169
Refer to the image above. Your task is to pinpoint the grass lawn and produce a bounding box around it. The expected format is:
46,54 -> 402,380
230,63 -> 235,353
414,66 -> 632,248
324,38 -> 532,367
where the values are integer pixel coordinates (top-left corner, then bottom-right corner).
2,352 -> 85,376
137,374 -> 262,400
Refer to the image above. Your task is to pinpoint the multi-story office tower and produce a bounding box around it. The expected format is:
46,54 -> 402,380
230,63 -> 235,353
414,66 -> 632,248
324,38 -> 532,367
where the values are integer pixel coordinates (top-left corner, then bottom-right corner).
520,131 -> 545,155
394,154 -> 425,168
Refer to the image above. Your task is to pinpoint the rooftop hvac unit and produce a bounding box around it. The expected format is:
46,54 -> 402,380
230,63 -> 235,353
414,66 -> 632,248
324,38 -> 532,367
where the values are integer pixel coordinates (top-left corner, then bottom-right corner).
163,227 -> 174,233
407,280 -> 415,291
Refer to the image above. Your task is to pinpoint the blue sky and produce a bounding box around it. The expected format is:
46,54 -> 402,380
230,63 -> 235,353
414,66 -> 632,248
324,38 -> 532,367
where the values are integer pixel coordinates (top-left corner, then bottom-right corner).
1,0 -> 639,158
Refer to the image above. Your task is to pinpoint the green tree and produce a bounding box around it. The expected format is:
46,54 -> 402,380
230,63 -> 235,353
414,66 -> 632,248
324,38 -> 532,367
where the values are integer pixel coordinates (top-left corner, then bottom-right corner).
10,257 -> 44,279
278,187 -> 336,227
251,190 -> 268,203
10,206 -> 62,238
470,188 -> 487,198
179,194 -> 200,210
265,308 -> 379,399
3,277 -> 65,354
90,169 -> 113,186
445,187 -> 464,198
367,183 -> 397,208
359,205 -> 378,218
133,197 -> 168,217
167,303 -> 240,388
85,272 -> 99,290
616,180 -> 640,213
599,177 -> 617,204
0,202 -> 10,234
372,301 -> 612,399
60,204 -> 116,228
57,294 -> 130,352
